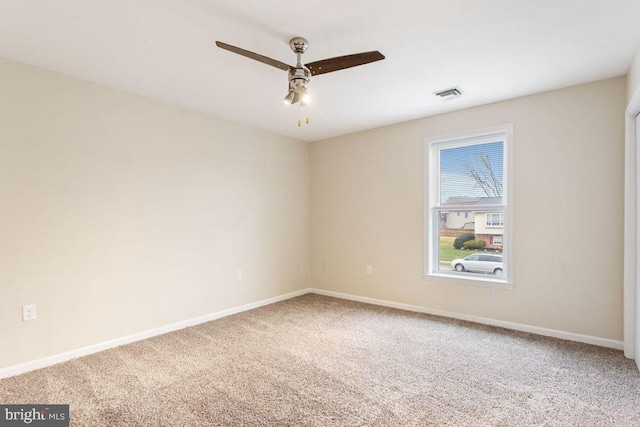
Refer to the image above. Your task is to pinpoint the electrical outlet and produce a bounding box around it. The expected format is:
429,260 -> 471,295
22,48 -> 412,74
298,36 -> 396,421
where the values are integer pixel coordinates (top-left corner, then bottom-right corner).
366,265 -> 373,275
236,270 -> 243,281
321,262 -> 326,270
487,289 -> 495,300
23,304 -> 36,321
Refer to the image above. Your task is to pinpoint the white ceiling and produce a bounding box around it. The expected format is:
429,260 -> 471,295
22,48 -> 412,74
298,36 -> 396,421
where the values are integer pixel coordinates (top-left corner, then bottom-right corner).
1,0 -> 639,142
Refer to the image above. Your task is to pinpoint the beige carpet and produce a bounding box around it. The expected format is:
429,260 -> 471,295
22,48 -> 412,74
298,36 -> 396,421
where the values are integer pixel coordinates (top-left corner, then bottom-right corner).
1,294 -> 639,426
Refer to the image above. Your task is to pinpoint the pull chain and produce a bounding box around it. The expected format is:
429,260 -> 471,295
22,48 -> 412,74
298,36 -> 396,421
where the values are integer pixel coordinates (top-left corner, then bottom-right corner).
297,102 -> 310,127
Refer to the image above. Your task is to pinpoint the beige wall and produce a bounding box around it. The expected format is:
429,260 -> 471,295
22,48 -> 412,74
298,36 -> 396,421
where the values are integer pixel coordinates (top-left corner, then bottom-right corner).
0,57 -> 310,370
311,77 -> 626,341
628,42 -> 640,101
0,52 -> 629,371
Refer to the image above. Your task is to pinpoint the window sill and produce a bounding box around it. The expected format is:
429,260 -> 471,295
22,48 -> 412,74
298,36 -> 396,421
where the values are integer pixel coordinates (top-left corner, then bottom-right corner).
423,272 -> 514,290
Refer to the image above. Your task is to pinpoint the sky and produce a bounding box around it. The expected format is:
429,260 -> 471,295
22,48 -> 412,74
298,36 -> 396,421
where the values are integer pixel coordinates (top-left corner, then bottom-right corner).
439,141 -> 504,203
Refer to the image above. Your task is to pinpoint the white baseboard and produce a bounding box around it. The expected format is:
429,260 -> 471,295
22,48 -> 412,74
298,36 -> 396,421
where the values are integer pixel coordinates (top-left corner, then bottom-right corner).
310,288 -> 624,350
0,288 -> 311,379
2,287 -> 623,379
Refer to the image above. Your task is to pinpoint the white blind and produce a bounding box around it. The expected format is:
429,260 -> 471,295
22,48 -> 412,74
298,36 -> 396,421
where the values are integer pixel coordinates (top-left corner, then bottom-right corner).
438,141 -> 504,205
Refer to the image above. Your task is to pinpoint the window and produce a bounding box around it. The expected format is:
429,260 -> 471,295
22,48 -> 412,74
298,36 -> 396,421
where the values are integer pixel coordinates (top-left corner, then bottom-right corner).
486,213 -> 503,227
424,125 -> 512,286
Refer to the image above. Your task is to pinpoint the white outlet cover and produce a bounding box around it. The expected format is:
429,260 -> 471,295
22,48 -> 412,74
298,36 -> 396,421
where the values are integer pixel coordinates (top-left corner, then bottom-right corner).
366,265 -> 373,275
236,270 -> 243,281
23,304 -> 36,321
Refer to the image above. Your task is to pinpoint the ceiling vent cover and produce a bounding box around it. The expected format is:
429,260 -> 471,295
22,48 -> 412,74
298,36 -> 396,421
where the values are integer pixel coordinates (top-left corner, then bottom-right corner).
434,87 -> 463,101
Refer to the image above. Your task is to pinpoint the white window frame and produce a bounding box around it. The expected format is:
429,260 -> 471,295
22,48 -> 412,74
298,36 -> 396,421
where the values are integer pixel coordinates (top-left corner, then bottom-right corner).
492,235 -> 503,246
423,124 -> 513,288
486,213 -> 504,227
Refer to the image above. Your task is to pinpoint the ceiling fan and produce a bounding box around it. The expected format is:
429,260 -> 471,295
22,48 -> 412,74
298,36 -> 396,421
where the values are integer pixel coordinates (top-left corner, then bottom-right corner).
215,37 -> 385,105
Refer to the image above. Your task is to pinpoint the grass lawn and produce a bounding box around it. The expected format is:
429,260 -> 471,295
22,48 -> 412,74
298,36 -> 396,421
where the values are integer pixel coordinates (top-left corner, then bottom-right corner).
438,236 -> 502,265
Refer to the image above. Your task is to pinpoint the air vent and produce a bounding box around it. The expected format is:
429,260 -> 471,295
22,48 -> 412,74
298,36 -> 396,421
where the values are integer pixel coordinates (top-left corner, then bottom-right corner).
434,87 -> 463,101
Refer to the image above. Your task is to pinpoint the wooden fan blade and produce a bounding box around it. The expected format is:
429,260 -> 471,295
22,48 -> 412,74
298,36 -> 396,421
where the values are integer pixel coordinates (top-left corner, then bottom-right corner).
305,51 -> 385,76
215,41 -> 292,72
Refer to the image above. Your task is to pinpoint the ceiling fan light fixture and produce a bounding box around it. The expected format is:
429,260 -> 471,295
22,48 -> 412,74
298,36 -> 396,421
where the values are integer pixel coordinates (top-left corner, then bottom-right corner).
301,91 -> 311,105
283,89 -> 296,105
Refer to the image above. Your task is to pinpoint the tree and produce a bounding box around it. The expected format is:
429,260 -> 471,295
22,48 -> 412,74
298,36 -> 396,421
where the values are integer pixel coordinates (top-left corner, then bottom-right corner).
464,153 -> 502,198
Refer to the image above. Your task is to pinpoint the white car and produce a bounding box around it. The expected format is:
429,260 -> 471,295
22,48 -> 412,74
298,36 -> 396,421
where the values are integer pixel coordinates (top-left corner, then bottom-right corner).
451,253 -> 503,276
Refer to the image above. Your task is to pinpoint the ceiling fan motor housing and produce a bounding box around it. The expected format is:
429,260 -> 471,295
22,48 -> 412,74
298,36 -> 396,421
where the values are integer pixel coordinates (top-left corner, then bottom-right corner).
288,66 -> 310,91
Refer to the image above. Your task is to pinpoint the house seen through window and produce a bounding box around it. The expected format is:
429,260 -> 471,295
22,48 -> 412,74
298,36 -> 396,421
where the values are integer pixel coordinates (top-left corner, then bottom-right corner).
485,213 -> 503,227
425,126 -> 511,284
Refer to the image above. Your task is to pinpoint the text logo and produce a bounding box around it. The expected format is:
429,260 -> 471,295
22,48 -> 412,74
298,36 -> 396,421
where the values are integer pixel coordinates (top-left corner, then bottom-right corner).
0,405 -> 68,426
